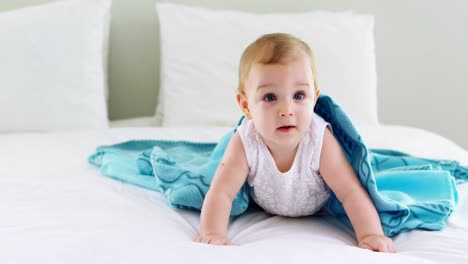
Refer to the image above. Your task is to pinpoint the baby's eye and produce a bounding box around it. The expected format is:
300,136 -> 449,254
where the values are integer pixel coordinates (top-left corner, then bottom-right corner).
263,93 -> 277,102
293,91 -> 305,100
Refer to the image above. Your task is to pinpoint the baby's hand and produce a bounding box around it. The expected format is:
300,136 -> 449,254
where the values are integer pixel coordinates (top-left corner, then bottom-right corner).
358,234 -> 396,253
193,234 -> 233,246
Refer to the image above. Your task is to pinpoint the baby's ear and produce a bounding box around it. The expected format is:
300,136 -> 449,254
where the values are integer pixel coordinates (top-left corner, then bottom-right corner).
314,88 -> 321,104
237,92 -> 251,119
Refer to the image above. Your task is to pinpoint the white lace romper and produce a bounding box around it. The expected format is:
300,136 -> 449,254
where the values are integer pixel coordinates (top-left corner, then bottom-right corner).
237,113 -> 332,217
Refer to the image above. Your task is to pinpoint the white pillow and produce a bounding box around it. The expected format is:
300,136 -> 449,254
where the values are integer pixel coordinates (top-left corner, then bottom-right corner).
155,3 -> 378,127
0,0 -> 111,132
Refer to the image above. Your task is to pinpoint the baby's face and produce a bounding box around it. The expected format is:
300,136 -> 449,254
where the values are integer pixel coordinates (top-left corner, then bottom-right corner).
242,55 -> 319,149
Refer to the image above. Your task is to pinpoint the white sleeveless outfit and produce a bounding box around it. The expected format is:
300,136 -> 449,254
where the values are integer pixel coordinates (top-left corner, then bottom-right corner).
237,113 -> 331,217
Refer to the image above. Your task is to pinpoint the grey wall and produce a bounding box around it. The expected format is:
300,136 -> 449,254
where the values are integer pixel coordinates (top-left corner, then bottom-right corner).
1,0 -> 467,150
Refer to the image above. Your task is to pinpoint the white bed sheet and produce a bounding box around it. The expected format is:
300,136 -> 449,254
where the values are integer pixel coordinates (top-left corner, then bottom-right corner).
0,125 -> 467,264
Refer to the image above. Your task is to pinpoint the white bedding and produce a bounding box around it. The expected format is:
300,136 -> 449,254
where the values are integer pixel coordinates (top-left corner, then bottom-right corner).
1,125 -> 467,264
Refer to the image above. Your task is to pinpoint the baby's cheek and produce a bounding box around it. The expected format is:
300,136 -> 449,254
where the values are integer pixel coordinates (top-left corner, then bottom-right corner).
255,119 -> 269,132
253,118 -> 271,136
299,111 -> 314,126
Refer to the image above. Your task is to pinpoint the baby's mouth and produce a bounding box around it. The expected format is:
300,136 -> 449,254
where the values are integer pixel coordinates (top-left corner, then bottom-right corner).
277,125 -> 296,132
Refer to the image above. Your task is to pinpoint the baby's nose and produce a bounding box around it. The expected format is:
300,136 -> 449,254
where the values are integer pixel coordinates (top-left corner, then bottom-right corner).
280,111 -> 293,117
279,103 -> 294,117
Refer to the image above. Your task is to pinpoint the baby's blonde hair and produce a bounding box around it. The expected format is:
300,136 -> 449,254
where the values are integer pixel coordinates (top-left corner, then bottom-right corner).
238,33 -> 319,94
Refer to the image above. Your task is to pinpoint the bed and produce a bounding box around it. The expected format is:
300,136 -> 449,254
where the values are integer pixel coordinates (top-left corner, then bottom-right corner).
1,0 -> 467,263
0,124 -> 467,263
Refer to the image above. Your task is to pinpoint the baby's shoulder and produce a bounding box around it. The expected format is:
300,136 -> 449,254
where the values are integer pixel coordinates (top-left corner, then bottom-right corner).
236,118 -> 258,140
312,113 -> 329,128
307,113 -> 331,142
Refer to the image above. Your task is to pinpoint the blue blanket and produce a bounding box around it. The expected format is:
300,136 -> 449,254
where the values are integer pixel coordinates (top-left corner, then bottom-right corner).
88,95 -> 468,237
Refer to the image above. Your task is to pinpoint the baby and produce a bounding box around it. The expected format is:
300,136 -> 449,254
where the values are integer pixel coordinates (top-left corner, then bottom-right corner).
193,33 -> 396,253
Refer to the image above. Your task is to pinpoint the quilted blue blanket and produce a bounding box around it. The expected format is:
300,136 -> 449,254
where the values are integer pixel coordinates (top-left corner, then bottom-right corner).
88,95 -> 468,237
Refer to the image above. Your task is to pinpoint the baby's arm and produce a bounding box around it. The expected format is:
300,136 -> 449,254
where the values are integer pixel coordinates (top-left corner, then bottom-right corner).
193,131 -> 249,246
319,129 -> 396,253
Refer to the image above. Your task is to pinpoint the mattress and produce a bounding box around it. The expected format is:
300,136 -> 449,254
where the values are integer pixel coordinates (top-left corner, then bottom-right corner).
0,125 -> 467,264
